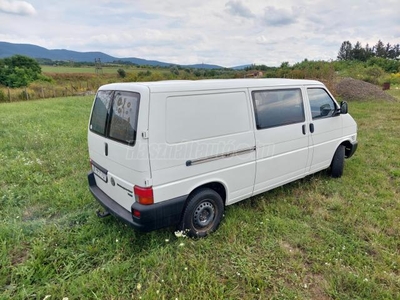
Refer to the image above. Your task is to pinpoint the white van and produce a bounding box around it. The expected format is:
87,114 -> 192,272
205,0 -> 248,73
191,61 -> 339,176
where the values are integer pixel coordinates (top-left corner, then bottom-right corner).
88,79 -> 357,237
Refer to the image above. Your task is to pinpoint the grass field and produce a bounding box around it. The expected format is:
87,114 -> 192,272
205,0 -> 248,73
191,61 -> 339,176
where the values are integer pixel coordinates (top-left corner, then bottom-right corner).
41,65 -> 136,74
0,94 -> 399,299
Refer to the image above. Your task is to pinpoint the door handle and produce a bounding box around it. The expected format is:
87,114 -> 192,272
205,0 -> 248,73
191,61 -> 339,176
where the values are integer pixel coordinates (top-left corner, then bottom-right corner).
310,123 -> 314,133
105,142 -> 108,156
302,124 -> 306,135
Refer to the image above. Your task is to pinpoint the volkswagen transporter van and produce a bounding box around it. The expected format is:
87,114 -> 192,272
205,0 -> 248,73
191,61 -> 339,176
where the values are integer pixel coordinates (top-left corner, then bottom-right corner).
88,79 -> 358,237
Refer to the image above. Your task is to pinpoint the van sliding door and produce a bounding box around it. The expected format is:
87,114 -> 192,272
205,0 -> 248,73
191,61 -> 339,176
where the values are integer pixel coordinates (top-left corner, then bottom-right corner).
252,88 -> 311,193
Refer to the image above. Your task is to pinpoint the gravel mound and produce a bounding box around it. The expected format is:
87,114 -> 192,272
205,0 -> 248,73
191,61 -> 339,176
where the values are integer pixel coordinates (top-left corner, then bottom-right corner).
335,78 -> 396,102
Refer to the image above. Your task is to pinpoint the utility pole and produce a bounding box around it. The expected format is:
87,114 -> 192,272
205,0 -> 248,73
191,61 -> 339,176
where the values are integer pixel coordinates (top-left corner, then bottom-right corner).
95,58 -> 103,75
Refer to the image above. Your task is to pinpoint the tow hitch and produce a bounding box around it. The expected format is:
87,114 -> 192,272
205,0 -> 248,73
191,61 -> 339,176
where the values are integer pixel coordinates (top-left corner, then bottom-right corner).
96,209 -> 111,218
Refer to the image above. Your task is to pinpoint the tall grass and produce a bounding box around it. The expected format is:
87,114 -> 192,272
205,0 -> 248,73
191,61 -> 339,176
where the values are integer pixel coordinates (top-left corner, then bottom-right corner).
0,94 -> 399,299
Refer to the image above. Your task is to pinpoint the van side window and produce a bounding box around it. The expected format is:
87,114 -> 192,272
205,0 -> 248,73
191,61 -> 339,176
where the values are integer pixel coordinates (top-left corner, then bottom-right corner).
307,88 -> 337,119
109,92 -> 140,145
90,90 -> 113,136
252,89 -> 304,129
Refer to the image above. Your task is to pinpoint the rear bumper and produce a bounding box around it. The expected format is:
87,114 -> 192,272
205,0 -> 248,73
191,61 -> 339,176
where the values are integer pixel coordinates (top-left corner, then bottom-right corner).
345,140 -> 358,158
88,172 -> 187,232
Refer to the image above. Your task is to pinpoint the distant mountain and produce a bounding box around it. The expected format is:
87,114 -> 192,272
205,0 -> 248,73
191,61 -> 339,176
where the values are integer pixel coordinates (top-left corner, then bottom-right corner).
232,64 -> 252,70
0,41 -> 225,69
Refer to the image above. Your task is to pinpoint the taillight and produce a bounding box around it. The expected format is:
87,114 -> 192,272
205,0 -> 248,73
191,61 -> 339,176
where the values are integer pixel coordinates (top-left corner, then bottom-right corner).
134,186 -> 154,205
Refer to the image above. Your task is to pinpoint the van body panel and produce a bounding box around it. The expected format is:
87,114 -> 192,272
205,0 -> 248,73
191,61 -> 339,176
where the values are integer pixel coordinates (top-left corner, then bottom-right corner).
152,158 -> 256,205
253,122 -> 310,193
149,89 -> 256,204
87,79 -> 358,233
342,114 -> 358,138
308,117 -> 343,173
165,92 -> 251,143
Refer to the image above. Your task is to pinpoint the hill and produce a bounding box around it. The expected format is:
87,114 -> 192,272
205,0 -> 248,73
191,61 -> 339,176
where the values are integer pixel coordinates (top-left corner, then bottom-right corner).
0,41 -> 224,69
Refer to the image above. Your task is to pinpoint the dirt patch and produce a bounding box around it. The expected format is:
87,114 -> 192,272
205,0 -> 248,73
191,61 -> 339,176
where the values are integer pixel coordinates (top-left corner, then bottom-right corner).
305,273 -> 331,300
10,244 -> 30,265
279,240 -> 302,255
335,78 -> 397,102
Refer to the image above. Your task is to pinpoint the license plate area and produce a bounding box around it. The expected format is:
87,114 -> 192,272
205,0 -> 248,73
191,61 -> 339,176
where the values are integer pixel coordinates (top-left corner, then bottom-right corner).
92,162 -> 108,183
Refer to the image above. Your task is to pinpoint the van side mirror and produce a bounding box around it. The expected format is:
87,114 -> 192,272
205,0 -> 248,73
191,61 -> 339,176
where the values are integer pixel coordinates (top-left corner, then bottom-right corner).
340,101 -> 348,114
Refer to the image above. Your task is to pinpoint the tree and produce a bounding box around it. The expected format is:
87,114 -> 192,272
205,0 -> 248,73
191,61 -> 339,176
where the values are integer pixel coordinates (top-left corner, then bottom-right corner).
169,66 -> 179,76
387,43 -> 400,59
0,55 -> 42,87
337,40 -> 400,62
352,41 -> 367,61
280,61 -> 290,68
364,43 -> 374,60
117,68 -> 126,78
337,41 -> 353,60
373,40 -> 386,58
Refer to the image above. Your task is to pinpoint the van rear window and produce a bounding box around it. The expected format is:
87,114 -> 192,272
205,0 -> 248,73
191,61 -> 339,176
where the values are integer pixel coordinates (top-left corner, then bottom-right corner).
90,90 -> 140,146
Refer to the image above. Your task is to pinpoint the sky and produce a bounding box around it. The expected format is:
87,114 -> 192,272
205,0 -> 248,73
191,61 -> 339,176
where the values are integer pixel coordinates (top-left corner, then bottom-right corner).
0,0 -> 399,67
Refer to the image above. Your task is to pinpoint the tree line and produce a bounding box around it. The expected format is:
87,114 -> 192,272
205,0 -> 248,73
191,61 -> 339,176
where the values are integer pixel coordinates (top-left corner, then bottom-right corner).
337,40 -> 400,61
0,55 -> 48,88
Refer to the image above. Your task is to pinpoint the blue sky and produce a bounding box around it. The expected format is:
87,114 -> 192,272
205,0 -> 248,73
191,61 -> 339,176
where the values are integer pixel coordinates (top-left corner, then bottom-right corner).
0,0 -> 399,67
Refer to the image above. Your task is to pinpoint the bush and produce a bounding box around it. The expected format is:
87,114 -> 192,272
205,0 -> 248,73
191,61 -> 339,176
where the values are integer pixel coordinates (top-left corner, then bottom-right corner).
367,57 -> 400,73
0,55 -> 42,87
0,89 -> 7,102
117,68 -> 126,78
363,66 -> 385,84
170,67 -> 179,76
388,73 -> 400,85
138,70 -> 152,78
19,90 -> 29,100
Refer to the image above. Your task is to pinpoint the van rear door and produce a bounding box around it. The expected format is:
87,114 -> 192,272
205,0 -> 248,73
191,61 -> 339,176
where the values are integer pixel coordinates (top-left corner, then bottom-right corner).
88,84 -> 150,211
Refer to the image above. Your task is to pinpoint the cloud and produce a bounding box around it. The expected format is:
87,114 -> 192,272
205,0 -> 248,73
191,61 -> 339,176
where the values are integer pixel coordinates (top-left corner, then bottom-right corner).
0,0 -> 36,15
225,0 -> 255,18
262,6 -> 296,26
0,0 -> 398,67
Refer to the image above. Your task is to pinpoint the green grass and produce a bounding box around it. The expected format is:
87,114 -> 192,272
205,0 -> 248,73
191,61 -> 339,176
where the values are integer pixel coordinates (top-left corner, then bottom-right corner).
0,95 -> 399,299
386,86 -> 400,99
40,65 -> 167,76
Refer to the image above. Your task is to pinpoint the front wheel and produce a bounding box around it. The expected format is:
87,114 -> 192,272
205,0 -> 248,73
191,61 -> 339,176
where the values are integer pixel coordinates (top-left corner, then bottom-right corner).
330,145 -> 345,178
178,188 -> 224,238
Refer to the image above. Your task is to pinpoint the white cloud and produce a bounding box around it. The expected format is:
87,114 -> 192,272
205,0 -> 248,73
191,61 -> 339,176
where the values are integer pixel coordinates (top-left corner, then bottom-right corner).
0,0 -> 398,67
0,0 -> 36,15
225,0 -> 255,19
262,6 -> 297,27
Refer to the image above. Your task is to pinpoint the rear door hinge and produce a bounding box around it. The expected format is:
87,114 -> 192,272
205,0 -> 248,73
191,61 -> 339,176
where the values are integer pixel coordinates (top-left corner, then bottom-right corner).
144,179 -> 153,187
142,130 -> 149,139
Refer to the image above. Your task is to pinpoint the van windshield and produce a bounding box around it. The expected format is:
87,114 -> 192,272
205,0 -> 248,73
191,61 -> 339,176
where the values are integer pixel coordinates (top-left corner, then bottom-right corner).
90,90 -> 140,146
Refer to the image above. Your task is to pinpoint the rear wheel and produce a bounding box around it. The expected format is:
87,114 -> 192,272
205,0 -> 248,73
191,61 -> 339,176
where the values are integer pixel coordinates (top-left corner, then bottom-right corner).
330,145 -> 345,178
178,188 -> 224,238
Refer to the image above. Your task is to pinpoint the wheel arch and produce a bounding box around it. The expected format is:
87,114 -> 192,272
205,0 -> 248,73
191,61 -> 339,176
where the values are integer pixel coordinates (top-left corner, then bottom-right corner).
340,139 -> 354,158
187,181 -> 227,205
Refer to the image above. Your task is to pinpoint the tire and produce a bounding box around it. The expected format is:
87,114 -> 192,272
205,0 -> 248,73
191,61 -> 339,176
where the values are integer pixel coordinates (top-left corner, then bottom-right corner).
178,188 -> 224,238
330,145 -> 345,178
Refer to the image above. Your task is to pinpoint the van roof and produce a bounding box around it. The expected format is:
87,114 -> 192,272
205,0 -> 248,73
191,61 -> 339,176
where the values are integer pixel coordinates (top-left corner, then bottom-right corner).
99,78 -> 324,93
